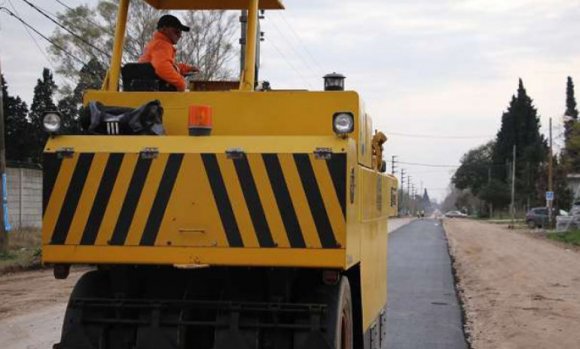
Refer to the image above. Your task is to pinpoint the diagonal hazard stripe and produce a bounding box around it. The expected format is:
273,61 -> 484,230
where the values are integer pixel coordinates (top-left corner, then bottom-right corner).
80,153 -> 124,245
293,154 -> 338,248
233,157 -> 275,247
202,154 -> 244,247
50,153 -> 94,245
42,153 -> 62,216
326,154 -> 347,217
109,157 -> 153,245
262,154 -> 306,248
140,154 -> 184,246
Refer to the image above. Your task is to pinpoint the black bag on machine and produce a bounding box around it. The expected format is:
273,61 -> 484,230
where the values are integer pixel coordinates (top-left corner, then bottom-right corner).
80,100 -> 165,135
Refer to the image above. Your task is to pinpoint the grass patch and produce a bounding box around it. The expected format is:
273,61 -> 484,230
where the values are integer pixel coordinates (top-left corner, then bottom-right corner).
548,230 -> 580,246
0,228 -> 42,274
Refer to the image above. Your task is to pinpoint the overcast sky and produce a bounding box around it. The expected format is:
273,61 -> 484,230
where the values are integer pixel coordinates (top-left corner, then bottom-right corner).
1,0 -> 579,201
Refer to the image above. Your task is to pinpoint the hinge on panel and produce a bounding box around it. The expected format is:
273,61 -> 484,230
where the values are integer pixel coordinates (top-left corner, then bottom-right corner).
226,147 -> 245,160
140,147 -> 159,159
314,147 -> 333,160
56,147 -> 74,159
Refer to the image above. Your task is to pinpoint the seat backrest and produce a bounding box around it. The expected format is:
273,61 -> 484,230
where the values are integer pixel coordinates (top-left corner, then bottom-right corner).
122,63 -> 159,91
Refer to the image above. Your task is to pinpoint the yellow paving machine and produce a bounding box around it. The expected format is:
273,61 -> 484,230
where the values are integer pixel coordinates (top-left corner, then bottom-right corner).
42,1 -> 398,348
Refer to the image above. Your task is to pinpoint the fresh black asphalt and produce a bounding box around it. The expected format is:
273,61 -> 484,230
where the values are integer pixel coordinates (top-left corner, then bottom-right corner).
384,219 -> 468,349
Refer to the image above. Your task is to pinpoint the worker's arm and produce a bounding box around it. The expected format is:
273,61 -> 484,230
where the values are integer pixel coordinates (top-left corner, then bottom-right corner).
149,44 -> 186,91
178,63 -> 199,75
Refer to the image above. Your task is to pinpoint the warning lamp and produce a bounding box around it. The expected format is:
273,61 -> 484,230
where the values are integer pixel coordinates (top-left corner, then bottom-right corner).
323,72 -> 345,91
188,105 -> 213,136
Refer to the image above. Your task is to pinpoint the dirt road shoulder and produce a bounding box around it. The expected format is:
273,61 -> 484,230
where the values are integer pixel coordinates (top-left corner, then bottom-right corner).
444,219 -> 580,349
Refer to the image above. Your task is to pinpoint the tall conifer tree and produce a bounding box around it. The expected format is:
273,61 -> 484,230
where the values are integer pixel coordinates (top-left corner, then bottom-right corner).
563,76 -> 580,173
564,76 -> 578,142
493,79 -> 547,206
29,68 -> 58,163
1,75 -> 33,162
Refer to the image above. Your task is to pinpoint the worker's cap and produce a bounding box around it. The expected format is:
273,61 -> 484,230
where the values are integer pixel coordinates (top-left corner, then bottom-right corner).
157,14 -> 190,32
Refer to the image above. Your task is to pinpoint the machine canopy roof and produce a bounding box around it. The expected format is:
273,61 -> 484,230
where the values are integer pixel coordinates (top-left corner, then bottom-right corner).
143,0 -> 285,10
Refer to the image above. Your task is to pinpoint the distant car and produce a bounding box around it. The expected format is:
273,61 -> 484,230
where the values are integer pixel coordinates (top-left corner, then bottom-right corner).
525,207 -> 553,228
445,210 -> 467,218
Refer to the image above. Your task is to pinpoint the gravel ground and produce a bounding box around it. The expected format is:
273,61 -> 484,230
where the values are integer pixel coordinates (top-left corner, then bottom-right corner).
444,219 -> 580,349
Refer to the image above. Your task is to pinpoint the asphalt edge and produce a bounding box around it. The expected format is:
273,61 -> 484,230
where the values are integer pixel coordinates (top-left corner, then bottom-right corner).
440,218 -> 474,349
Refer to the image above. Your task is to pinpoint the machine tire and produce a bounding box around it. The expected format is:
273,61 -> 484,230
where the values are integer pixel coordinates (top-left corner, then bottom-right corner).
294,277 -> 353,349
527,220 -> 536,229
60,270 -> 110,348
326,277 -> 354,349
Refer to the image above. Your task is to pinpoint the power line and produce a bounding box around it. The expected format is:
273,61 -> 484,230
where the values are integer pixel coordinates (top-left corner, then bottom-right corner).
398,160 -> 459,168
19,0 -> 111,59
267,16 -> 319,80
55,0 -> 105,35
267,38 -> 314,89
387,131 -> 493,140
3,0 -> 55,71
55,0 -> 73,11
275,11 -> 327,73
0,7 -> 95,72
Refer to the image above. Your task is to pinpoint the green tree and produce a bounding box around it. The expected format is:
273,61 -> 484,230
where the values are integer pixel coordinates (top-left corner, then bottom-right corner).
535,156 -> 573,210
49,1 -> 236,87
563,77 -> 580,173
493,79 -> 547,206
58,59 -> 107,134
452,141 -> 494,196
29,68 -> 58,163
564,76 -> 578,143
1,75 -> 32,162
567,123 -> 580,173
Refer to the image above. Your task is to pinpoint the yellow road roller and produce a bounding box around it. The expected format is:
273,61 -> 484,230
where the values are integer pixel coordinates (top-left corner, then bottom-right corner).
42,1 -> 398,348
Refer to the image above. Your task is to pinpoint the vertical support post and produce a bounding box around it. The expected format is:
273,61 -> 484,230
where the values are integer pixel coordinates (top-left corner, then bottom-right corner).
104,0 -> 130,91
239,10 -> 247,76
19,168 -> 22,230
0,62 -> 7,252
510,145 -> 516,227
239,0 -> 259,91
548,117 -> 553,227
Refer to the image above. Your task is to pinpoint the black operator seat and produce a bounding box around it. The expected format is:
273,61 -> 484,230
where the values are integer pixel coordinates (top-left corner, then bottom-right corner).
121,63 -> 177,92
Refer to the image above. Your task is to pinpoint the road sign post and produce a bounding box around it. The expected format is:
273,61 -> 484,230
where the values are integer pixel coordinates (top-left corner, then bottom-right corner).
546,191 -> 554,228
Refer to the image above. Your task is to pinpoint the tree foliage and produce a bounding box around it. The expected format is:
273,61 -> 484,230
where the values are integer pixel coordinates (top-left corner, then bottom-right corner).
564,76 -> 578,142
29,68 -> 58,163
49,0 -> 237,87
1,75 -> 33,162
562,76 -> 580,173
492,79 -> 547,206
452,141 -> 494,196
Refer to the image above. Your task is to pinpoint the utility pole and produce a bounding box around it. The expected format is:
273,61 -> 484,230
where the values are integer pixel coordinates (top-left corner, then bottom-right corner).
510,145 -> 516,228
391,155 -> 397,175
548,117 -> 553,227
407,175 -> 411,216
0,62 -> 7,253
400,169 -> 405,216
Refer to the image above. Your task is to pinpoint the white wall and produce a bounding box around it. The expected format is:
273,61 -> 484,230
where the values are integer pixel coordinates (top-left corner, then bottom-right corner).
6,167 -> 42,229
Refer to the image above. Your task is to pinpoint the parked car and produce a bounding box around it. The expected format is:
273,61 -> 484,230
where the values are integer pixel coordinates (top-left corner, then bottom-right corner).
525,207 -> 554,228
445,210 -> 467,218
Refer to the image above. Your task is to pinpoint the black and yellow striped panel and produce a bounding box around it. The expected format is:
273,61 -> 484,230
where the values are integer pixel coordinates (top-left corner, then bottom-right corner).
43,152 -> 346,249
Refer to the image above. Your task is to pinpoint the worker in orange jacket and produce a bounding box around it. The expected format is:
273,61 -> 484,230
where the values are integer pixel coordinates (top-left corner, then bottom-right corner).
139,15 -> 198,91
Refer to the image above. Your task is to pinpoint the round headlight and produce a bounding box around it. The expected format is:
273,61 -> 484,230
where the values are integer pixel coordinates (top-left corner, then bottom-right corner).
43,112 -> 62,133
333,112 -> 354,135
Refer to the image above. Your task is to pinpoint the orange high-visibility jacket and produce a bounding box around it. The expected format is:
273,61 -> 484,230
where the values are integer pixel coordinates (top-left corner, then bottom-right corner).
138,32 -> 193,91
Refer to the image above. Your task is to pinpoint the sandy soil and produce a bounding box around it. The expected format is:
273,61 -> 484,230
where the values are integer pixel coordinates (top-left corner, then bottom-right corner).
0,267 -> 87,349
444,219 -> 580,349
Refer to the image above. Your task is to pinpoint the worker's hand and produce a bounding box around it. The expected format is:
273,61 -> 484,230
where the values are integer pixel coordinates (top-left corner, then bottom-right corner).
178,63 -> 200,75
